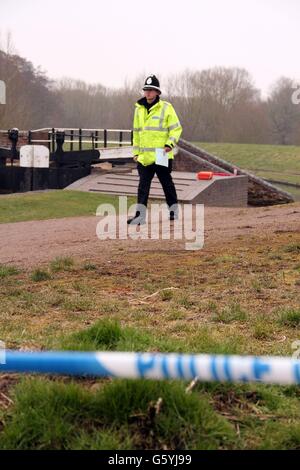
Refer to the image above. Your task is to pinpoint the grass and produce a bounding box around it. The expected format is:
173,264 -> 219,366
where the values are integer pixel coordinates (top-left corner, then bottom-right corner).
1,319 -> 300,450
0,190 -> 136,224
284,243 -> 300,254
278,309 -> 300,328
0,226 -> 300,449
30,268 -> 52,282
0,264 -> 20,278
195,142 -> 300,201
273,184 -> 300,201
196,142 -> 300,175
211,302 -> 248,324
50,256 -> 75,273
83,262 -> 97,271
0,231 -> 299,354
0,373 -> 235,450
1,141 -> 300,449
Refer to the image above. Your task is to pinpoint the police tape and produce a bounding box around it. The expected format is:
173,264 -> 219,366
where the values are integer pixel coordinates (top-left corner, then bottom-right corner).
1,351 -> 300,385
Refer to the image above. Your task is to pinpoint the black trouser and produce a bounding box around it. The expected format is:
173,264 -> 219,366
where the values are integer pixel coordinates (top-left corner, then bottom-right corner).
136,159 -> 178,214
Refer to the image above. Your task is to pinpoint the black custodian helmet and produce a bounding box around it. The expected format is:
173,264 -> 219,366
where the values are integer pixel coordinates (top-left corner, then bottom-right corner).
142,75 -> 161,94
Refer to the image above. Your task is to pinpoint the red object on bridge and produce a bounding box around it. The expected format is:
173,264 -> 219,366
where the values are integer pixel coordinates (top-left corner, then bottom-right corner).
197,171 -> 213,180
196,171 -> 233,180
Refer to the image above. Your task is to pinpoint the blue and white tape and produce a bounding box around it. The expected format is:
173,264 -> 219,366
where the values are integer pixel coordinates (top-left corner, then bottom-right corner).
1,351 -> 300,385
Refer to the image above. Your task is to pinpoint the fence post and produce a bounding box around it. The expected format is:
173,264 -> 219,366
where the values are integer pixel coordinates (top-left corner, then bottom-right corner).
79,128 -> 82,151
51,128 -> 55,153
70,129 -> 74,151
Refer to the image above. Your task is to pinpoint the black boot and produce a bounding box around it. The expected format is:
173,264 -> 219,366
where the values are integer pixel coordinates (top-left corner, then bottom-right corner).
127,212 -> 146,225
169,212 -> 178,221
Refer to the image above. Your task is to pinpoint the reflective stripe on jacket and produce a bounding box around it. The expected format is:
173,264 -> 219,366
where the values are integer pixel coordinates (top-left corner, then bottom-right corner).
132,99 -> 182,166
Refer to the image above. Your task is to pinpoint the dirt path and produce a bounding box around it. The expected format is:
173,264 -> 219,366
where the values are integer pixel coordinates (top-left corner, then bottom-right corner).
0,203 -> 299,269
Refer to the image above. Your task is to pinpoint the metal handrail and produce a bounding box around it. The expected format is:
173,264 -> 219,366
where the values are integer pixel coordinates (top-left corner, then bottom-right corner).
27,128 -> 132,133
0,128 -> 134,152
30,139 -> 132,145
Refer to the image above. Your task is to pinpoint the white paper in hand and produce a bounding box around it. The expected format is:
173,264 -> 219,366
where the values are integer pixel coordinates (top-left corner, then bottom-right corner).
155,148 -> 169,167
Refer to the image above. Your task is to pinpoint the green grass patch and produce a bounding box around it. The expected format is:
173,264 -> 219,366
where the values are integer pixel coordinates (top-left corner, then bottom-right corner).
278,309 -> 300,328
195,142 -> 300,176
30,268 -> 52,282
274,184 -> 300,201
0,376 -> 235,450
1,231 -> 300,449
60,319 -> 176,353
0,190 -> 136,224
251,319 -> 272,340
195,142 -> 300,200
0,320 -> 237,450
284,243 -> 300,254
212,303 -> 248,324
50,256 -> 75,273
0,264 -> 20,278
2,320 -> 300,450
83,262 -> 97,271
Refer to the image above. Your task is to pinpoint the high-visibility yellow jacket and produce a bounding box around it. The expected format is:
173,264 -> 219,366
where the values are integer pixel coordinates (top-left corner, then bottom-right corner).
133,98 -> 182,166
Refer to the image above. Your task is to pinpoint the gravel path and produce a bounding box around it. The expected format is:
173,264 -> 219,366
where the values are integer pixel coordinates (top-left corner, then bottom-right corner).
0,203 -> 299,269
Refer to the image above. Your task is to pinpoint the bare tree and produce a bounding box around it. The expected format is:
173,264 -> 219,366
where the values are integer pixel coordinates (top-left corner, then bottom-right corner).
2,35 -> 300,147
0,32 -> 62,129
268,77 -> 300,145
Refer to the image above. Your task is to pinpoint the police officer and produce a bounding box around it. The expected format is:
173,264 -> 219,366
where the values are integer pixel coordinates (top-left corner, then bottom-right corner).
127,75 -> 182,225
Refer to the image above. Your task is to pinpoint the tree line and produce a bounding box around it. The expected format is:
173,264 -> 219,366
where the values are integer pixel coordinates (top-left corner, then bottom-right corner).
1,45 -> 300,145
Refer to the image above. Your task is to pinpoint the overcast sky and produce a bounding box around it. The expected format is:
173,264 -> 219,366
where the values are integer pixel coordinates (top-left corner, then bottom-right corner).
0,0 -> 299,96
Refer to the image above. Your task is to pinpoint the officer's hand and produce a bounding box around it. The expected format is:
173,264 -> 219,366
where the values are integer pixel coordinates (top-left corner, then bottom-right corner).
133,156 -> 138,162
164,146 -> 172,153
